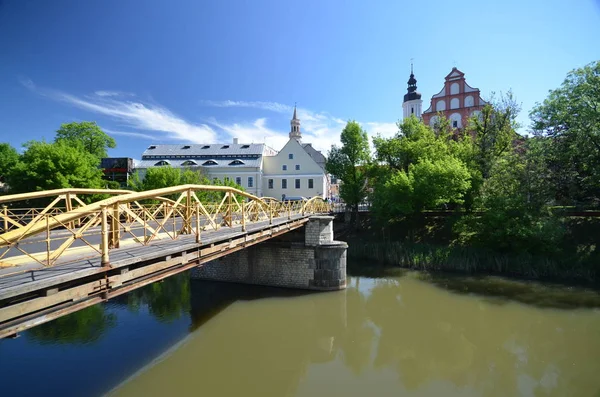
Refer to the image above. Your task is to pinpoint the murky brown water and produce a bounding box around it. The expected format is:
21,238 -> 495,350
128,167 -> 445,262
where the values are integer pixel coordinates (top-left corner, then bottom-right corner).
111,272 -> 600,397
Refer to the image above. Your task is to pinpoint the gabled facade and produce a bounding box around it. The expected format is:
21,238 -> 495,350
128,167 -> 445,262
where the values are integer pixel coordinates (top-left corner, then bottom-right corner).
422,67 -> 487,129
262,106 -> 329,200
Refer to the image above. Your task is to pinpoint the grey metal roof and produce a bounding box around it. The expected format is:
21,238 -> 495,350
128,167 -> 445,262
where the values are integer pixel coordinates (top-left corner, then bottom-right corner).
302,143 -> 326,170
136,157 -> 263,169
141,143 -> 266,157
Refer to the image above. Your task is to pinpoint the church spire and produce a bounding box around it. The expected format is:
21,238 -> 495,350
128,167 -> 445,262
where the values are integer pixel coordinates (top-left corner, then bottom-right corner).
289,103 -> 301,142
404,63 -> 421,103
402,61 -> 423,120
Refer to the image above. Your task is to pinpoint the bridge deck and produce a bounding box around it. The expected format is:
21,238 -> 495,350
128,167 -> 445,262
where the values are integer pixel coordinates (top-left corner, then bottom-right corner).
0,214 -> 307,301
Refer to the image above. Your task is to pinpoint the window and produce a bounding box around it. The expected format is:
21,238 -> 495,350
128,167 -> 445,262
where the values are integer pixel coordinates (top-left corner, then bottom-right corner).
450,98 -> 459,109
221,145 -> 230,149
452,120 -> 458,128
282,179 -> 287,189
436,100 -> 446,112
450,82 -> 460,95
212,177 -> 219,183
224,176 -> 230,183
248,177 -> 253,188
289,153 -> 294,159
235,177 -> 242,186
465,95 -> 474,107
201,145 -> 210,149
181,160 -> 197,166
295,179 -> 300,189
182,145 -> 191,149
154,160 -> 169,166
282,165 -> 287,171
202,160 -> 218,166
228,159 -> 245,166
148,145 -> 156,150
241,145 -> 250,149
295,164 -> 300,170
411,107 -> 414,114
268,179 -> 273,189
308,179 -> 314,189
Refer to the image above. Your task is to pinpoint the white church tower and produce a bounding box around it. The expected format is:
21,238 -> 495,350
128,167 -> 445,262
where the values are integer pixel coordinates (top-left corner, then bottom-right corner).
289,104 -> 302,142
402,63 -> 423,119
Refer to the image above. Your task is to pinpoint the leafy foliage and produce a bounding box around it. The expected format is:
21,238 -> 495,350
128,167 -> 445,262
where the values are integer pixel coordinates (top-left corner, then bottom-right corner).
326,121 -> 371,222
0,143 -> 19,182
55,121 -> 116,159
6,140 -> 104,193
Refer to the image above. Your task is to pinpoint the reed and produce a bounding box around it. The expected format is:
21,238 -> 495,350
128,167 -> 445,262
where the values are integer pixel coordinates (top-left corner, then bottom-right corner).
347,239 -> 598,283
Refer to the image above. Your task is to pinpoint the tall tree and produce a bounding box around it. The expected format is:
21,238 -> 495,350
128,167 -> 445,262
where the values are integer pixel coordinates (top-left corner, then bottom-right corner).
55,121 -> 116,159
0,143 -> 19,183
530,60 -> 600,206
326,121 -> 371,223
6,141 -> 104,194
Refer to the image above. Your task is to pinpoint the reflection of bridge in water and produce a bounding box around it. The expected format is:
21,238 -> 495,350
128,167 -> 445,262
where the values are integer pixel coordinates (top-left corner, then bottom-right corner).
0,185 -> 342,338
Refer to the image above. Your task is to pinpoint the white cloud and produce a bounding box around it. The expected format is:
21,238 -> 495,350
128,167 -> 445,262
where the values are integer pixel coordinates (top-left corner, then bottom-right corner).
200,100 -> 291,113
22,80 -> 217,143
102,128 -> 156,140
95,90 -> 134,97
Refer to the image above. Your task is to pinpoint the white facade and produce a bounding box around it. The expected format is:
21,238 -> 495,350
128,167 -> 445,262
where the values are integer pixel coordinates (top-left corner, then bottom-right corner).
402,98 -> 423,119
262,138 -> 327,200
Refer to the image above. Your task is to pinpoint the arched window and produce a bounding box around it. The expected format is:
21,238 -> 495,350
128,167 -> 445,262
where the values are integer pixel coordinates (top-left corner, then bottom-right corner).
465,96 -> 474,107
181,160 -> 197,166
154,160 -> 170,166
436,100 -> 446,112
202,160 -> 218,166
450,83 -> 459,95
472,110 -> 482,120
429,116 -> 439,127
450,113 -> 462,129
228,159 -> 245,166
450,98 -> 460,109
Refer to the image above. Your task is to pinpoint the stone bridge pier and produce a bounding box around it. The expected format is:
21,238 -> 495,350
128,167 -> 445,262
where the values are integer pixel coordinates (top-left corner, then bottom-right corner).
191,216 -> 347,291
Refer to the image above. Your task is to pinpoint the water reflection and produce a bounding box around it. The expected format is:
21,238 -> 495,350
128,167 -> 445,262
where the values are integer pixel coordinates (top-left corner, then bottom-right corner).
114,274 -> 600,397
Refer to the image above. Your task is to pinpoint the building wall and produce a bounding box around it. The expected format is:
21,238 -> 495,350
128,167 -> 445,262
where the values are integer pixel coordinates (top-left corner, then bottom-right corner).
422,68 -> 486,129
403,99 -> 423,119
263,139 -> 328,199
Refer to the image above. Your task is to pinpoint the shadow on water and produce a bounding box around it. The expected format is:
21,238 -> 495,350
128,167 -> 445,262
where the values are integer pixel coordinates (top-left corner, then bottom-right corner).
348,261 -> 600,310
188,279 -> 318,332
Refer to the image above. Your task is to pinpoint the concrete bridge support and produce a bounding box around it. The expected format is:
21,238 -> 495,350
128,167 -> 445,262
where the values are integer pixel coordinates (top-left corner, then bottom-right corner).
191,216 -> 347,291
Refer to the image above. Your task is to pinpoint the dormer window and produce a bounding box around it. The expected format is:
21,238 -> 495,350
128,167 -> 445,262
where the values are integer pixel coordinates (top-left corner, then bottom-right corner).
154,160 -> 169,166
181,160 -> 197,166
221,145 -> 229,149
201,145 -> 210,149
228,159 -> 245,166
202,160 -> 218,166
182,145 -> 191,149
241,145 -> 250,149
148,145 -> 156,150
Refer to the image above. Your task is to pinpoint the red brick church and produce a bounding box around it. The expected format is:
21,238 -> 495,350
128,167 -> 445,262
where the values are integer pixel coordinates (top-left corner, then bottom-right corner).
418,67 -> 487,129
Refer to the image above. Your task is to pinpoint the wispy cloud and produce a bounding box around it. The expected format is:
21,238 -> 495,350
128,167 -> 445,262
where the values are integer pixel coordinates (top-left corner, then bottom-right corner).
203,99 -> 398,153
102,128 -> 156,140
22,79 -> 217,143
200,100 -> 292,113
94,90 -> 134,97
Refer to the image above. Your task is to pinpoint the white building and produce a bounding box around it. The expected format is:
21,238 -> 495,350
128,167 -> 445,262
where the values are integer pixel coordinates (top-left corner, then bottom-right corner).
263,106 -> 329,200
134,106 -> 330,200
135,142 -> 277,197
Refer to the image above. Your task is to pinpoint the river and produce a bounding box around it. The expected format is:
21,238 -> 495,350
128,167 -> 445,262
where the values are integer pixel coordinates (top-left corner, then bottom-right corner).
2,268 -> 600,397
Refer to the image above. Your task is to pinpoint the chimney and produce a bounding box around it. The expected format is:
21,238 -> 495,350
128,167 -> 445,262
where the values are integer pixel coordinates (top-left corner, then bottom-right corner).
233,138 -> 239,144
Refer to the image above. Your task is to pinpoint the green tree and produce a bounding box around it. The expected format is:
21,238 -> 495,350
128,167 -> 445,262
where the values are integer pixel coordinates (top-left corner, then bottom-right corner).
55,121 -> 116,159
6,141 -> 104,194
0,143 -> 19,183
326,121 -> 371,223
370,117 -> 472,222
530,60 -> 600,206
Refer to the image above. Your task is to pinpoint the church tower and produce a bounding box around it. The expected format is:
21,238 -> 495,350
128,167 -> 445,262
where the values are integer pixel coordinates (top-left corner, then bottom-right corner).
289,104 -> 302,142
402,63 -> 423,119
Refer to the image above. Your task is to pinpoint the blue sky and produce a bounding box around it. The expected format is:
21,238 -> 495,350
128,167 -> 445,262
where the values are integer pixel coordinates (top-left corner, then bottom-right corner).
0,0 -> 599,158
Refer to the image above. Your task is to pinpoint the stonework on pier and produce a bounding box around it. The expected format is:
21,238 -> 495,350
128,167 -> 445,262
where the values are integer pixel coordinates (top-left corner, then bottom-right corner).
191,216 -> 347,291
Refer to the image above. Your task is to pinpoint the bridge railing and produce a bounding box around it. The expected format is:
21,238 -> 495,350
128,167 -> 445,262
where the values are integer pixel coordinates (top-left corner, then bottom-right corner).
0,185 -> 330,269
